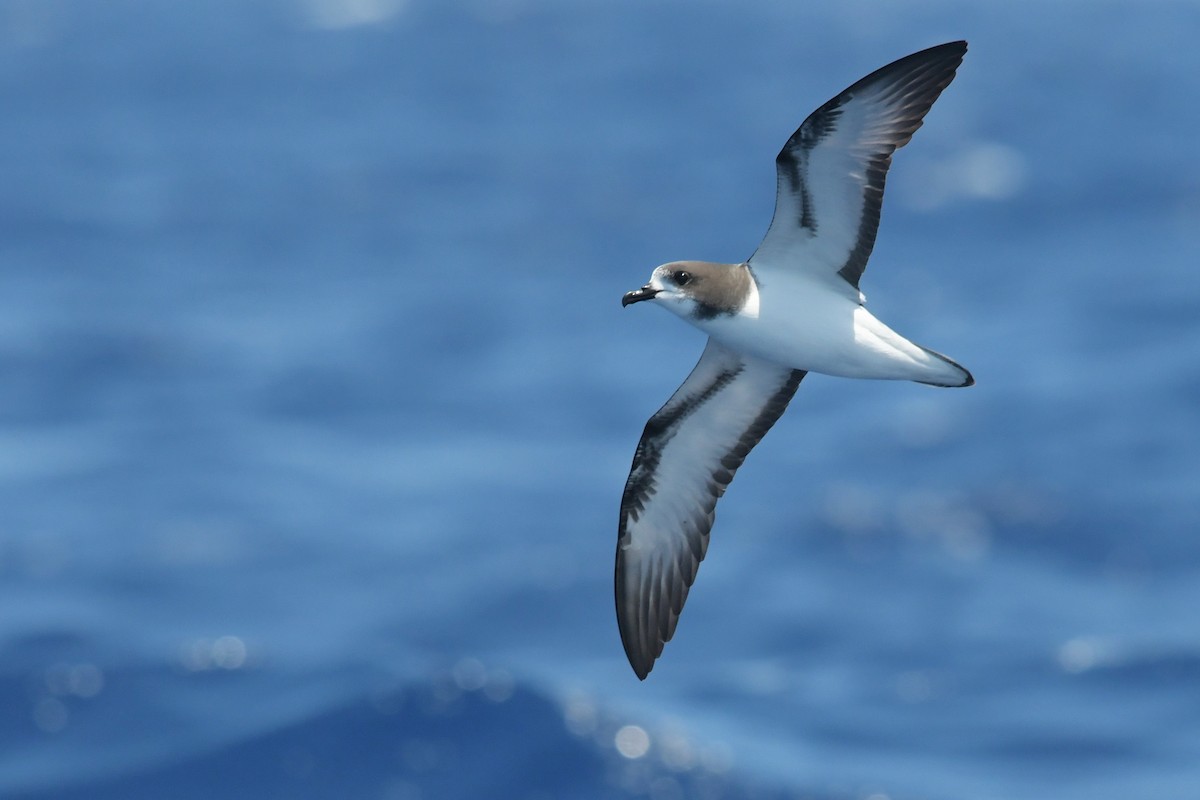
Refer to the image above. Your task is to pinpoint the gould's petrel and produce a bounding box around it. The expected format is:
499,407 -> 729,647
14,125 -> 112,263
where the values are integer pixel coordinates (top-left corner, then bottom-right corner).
617,42 -> 973,679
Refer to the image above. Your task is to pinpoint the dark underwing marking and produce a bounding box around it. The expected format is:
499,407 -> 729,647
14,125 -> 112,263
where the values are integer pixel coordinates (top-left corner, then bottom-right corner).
836,156 -> 887,287
801,99 -> 843,149
615,360 -> 807,679
619,366 -> 743,529
780,102 -> 843,235
798,166 -> 817,233
755,42 -> 966,291
726,369 -> 806,478
825,48 -> 963,289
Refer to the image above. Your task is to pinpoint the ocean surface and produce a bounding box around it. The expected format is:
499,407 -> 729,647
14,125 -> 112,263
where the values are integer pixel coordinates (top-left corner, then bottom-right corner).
2,2 -> 1199,798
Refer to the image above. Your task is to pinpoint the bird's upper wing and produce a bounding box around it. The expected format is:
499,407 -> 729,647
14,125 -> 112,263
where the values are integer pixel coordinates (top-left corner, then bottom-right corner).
616,338 -> 806,679
749,41 -> 966,290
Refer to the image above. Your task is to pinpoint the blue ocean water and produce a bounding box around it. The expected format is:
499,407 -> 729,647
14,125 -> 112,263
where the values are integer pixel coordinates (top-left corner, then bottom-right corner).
2,1 -> 1199,798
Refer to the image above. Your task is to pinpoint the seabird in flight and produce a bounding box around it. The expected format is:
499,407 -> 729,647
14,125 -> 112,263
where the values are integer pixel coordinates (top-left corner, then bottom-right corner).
617,41 -> 973,679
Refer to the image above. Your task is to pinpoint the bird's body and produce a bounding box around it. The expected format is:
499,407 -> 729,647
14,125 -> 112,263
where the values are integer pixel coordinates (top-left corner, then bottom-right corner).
616,41 -> 974,679
676,259 -> 971,386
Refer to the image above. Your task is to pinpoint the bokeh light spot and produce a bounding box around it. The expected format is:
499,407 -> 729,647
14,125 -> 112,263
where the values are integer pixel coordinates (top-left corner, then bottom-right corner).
614,724 -> 650,759
563,694 -> 597,737
212,636 -> 247,669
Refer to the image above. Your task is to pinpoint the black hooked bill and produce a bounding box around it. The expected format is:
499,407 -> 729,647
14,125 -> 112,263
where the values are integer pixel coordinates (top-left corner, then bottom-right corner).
622,286 -> 659,307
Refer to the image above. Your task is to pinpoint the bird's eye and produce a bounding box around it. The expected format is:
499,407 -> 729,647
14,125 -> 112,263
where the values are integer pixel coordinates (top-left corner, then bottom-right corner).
671,270 -> 692,286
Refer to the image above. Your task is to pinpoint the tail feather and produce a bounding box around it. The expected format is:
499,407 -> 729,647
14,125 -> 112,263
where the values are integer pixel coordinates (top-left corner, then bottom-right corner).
914,345 -> 974,388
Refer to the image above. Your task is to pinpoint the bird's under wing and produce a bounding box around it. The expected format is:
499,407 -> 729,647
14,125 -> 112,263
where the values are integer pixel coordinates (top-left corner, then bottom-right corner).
750,41 -> 966,290
616,338 -> 806,679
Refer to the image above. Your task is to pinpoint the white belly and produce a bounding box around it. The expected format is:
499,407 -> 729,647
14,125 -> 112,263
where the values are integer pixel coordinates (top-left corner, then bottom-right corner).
694,275 -> 951,383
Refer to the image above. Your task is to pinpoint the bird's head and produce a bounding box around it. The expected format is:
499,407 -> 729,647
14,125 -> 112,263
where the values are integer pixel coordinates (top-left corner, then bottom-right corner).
622,260 -> 754,321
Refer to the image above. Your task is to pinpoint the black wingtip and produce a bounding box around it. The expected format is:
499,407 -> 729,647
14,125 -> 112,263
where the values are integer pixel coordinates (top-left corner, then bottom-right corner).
884,40 -> 968,86
893,41 -> 967,87
920,40 -> 967,59
622,648 -> 653,680
616,583 -> 658,680
621,632 -> 656,680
